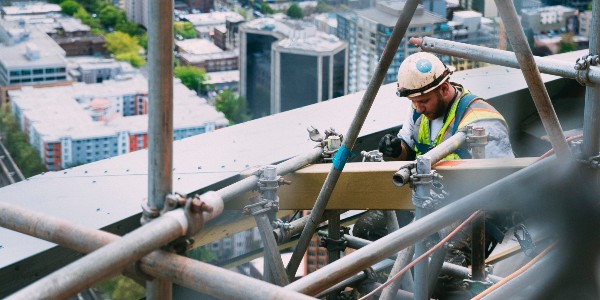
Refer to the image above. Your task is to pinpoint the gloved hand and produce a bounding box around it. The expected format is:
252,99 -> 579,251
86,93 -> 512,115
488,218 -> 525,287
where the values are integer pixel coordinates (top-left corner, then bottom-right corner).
378,134 -> 403,157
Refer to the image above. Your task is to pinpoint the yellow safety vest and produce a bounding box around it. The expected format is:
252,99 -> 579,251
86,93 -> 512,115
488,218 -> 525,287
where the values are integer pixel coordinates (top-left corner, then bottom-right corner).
413,85 -> 507,160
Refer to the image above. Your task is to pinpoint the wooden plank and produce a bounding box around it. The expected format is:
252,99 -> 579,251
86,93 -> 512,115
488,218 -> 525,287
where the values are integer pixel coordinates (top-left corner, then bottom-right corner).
225,158 -> 537,210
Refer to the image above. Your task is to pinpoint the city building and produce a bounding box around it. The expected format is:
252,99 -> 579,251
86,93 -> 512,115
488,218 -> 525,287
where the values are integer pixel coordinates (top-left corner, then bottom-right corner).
180,12 -> 245,40
176,38 -> 238,72
125,0 -> 149,28
0,3 -> 61,19
313,13 -> 337,36
448,10 -> 499,71
240,18 -> 347,118
67,57 -> 138,84
578,10 -> 593,38
0,20 -> 68,88
226,17 -> 245,51
183,0 -> 214,13
9,74 -> 228,171
206,70 -> 239,96
213,25 -> 227,50
337,1 -> 450,93
521,5 -> 577,34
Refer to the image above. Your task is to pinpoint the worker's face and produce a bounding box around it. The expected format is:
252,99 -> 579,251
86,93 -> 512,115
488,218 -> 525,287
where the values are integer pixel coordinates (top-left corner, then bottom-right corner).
408,86 -> 447,120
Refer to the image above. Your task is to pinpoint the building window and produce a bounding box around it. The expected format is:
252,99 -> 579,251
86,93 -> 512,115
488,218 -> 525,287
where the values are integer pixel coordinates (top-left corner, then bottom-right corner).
33,69 -> 43,75
45,68 -> 55,74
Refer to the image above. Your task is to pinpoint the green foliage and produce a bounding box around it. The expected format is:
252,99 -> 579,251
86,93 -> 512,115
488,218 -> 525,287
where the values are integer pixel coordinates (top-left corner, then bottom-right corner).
559,33 -> 576,53
105,32 -> 145,67
95,275 -> 145,300
74,7 -> 101,30
0,105 -> 45,178
260,2 -> 274,14
286,4 -> 303,19
215,90 -> 251,125
236,7 -> 248,19
187,245 -> 218,262
98,5 -> 121,29
137,33 -> 148,50
316,0 -> 333,13
115,19 -> 143,36
174,21 -> 197,39
105,31 -> 141,54
60,0 -> 82,16
115,52 -> 146,67
174,66 -> 210,94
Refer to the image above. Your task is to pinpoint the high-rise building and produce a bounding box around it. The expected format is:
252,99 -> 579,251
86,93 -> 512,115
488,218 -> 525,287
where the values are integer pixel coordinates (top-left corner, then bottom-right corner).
521,5 -> 577,34
448,10 -> 499,71
125,0 -> 149,28
337,1 -> 450,93
240,18 -> 347,119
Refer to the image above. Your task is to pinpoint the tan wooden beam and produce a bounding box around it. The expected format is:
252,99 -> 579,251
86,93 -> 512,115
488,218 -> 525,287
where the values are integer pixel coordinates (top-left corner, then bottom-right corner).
225,158 -> 537,210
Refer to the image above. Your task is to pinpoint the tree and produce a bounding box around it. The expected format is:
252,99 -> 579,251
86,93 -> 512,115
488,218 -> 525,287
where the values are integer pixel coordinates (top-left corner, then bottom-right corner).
260,2 -> 274,14
0,105 -> 45,178
74,7 -> 101,30
60,0 -> 82,16
286,4 -> 303,19
215,90 -> 251,125
105,31 -> 141,54
174,66 -> 210,94
316,0 -> 333,13
559,32 -> 577,53
98,5 -> 121,29
105,32 -> 145,67
174,21 -> 197,39
115,52 -> 146,67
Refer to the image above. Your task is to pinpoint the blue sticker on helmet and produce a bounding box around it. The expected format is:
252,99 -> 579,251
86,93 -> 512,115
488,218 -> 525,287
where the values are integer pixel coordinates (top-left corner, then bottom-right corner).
416,59 -> 432,73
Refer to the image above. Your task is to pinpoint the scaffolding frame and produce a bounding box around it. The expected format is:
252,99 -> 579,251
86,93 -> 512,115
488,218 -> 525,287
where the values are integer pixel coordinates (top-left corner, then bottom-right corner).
1,0 -> 600,299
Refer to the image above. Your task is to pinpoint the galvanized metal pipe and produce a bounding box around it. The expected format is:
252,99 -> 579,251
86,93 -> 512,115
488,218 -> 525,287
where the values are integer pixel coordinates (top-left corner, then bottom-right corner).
7,209 -> 188,300
414,37 -> 600,84
316,260 -> 395,299
344,234 -> 502,284
285,0 -> 422,279
494,0 -> 570,158
0,202 -> 313,300
583,1 -> 600,159
426,225 -> 452,298
147,0 -> 174,297
413,156 -> 433,300
248,166 -> 289,286
470,127 -> 487,281
380,243 -> 415,300
425,132 -> 467,164
326,211 -> 342,300
273,210 -> 340,244
286,158 -> 559,296
217,147 -> 323,203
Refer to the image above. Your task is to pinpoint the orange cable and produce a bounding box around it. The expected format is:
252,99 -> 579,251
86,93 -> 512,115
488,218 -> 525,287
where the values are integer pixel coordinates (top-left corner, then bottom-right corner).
471,240 -> 558,300
359,210 -> 482,300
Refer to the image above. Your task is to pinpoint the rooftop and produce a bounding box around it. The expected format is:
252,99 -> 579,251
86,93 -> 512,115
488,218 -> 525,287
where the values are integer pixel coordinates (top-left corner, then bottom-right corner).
0,20 -> 66,68
275,30 -> 345,53
206,70 -> 239,84
176,38 -> 223,55
0,3 -> 61,16
357,1 -> 446,27
9,74 -> 227,141
180,11 -> 244,26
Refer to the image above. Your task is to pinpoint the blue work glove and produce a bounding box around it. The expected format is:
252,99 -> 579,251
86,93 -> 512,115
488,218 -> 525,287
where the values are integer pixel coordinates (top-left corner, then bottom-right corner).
378,134 -> 403,157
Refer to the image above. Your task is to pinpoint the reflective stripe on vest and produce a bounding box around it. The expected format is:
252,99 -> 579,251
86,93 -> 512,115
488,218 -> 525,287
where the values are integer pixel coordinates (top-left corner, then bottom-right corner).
412,87 -> 506,160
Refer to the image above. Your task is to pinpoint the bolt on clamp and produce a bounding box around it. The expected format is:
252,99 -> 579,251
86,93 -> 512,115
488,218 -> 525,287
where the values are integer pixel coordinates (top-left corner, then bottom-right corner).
361,149 -> 383,162
307,126 -> 345,162
574,54 -> 599,86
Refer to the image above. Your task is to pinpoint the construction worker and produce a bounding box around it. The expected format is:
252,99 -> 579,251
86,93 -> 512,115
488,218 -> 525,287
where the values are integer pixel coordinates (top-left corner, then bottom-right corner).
378,51 -> 514,161
355,52 -> 516,299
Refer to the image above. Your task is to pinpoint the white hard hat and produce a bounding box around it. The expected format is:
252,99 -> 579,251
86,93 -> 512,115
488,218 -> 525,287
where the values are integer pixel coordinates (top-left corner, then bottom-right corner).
396,52 -> 453,98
